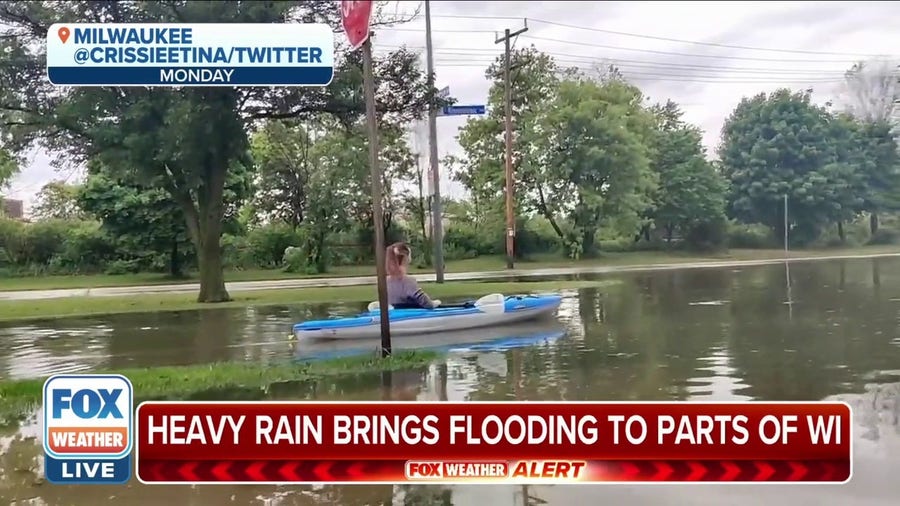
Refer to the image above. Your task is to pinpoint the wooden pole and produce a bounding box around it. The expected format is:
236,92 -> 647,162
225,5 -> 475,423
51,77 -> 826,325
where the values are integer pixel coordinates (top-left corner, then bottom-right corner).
495,25 -> 528,269
424,0 -> 445,283
362,37 -> 392,357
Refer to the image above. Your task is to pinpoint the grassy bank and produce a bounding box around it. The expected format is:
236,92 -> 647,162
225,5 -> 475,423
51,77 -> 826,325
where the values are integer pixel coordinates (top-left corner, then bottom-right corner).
4,246 -> 900,292
0,350 -> 440,425
0,279 -> 616,322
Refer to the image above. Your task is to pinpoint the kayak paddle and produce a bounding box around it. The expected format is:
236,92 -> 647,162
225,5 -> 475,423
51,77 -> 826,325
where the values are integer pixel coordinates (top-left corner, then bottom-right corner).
366,293 -> 507,313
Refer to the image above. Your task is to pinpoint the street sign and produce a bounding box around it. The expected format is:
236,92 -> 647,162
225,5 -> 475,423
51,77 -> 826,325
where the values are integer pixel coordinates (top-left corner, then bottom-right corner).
441,105 -> 486,116
437,86 -> 450,98
340,0 -> 373,49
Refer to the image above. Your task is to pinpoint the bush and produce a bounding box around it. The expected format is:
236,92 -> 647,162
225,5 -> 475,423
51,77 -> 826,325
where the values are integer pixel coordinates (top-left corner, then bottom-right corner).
282,246 -> 314,274
244,224 -> 304,268
55,222 -> 117,273
683,218 -> 728,252
444,222 -> 497,260
104,259 -> 142,275
0,218 -> 25,264
726,221 -> 776,249
221,234 -> 256,270
867,228 -> 900,245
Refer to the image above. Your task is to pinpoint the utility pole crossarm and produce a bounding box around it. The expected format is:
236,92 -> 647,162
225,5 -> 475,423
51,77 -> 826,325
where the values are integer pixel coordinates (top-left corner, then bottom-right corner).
494,19 -> 529,44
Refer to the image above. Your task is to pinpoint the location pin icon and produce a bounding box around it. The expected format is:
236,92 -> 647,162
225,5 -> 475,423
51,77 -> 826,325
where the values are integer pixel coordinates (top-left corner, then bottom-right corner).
58,27 -> 70,44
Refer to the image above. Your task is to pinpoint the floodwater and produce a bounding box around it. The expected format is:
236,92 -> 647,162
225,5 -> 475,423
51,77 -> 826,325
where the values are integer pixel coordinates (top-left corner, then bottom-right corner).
2,257 -> 900,504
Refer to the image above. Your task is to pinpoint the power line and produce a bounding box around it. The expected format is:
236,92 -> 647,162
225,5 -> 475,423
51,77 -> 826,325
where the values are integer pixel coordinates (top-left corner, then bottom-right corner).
381,27 -> 497,33
426,54 -> 852,76
429,62 -> 845,84
377,45 -> 858,78
390,13 -> 896,59
519,34 -> 877,64
520,18 -> 892,58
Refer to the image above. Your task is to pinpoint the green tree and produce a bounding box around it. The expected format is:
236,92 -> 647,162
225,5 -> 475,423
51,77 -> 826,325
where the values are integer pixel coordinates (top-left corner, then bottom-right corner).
0,2 -> 437,302
78,171 -> 192,277
448,47 -> 563,229
646,101 -> 727,246
78,158 -> 252,277
856,121 -> 900,234
249,120 -> 315,231
0,147 -> 16,188
718,89 -> 858,244
527,78 -> 657,257
840,59 -> 900,233
31,181 -> 85,221
250,116 -> 415,272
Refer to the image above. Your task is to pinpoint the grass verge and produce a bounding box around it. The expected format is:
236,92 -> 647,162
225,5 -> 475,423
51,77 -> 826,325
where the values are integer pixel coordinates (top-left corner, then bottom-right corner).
3,246 -> 899,292
0,350 -> 440,427
0,279 -> 616,323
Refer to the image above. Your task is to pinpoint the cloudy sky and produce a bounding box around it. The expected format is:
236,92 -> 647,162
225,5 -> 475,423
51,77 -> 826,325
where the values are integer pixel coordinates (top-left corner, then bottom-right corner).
3,1 -> 899,212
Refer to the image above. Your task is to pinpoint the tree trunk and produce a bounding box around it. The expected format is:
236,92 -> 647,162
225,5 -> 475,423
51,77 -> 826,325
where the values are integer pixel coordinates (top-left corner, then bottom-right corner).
634,224 -> 650,243
581,228 -> 597,257
171,164 -> 230,303
196,225 -> 228,302
169,240 -> 182,278
665,224 -> 674,243
535,185 -> 565,239
837,221 -> 845,243
870,212 -> 879,235
313,230 -> 327,273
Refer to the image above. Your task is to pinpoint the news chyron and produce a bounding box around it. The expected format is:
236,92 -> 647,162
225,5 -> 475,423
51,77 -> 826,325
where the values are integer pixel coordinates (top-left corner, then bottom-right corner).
43,374 -> 134,484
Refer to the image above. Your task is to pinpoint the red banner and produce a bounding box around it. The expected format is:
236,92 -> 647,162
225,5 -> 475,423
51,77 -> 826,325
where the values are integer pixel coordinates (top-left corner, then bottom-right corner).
135,401 -> 851,484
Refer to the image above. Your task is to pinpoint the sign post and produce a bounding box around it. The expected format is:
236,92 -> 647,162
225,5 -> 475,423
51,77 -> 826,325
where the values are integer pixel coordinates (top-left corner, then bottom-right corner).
341,0 -> 392,356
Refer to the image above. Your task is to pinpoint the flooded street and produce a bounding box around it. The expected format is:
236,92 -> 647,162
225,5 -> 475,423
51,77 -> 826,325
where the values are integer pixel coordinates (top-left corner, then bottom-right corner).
1,257 -> 899,504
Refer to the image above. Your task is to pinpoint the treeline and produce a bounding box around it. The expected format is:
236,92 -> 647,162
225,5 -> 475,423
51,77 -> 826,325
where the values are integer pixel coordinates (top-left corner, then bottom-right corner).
0,12 -> 898,287
449,48 -> 900,257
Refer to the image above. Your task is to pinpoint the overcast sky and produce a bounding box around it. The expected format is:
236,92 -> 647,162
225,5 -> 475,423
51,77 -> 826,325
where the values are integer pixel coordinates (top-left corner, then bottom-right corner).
3,1 -> 899,212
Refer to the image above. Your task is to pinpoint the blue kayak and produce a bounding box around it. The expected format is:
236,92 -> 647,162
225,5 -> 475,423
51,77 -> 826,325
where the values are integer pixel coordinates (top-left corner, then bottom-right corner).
292,293 -> 563,340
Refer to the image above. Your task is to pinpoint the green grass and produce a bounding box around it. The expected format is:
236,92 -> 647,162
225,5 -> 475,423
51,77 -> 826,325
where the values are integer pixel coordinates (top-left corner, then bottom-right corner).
3,245 -> 900,292
0,350 -> 440,426
0,279 -> 618,322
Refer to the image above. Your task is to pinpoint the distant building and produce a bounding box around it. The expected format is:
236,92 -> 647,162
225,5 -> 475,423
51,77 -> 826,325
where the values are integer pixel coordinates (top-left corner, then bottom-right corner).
1,198 -> 24,219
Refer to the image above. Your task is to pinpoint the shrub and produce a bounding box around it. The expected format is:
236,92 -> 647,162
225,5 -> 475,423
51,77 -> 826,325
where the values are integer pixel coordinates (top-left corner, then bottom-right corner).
868,228 -> 900,245
726,221 -> 776,249
683,218 -> 728,252
55,222 -> 117,273
244,224 -> 304,268
104,259 -> 142,275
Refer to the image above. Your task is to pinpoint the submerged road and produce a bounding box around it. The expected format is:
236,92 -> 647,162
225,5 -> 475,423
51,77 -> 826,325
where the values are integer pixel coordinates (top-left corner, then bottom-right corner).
1,251 -> 899,302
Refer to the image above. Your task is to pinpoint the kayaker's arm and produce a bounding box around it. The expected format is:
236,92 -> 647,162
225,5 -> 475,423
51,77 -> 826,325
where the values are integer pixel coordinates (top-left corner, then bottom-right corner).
406,277 -> 438,309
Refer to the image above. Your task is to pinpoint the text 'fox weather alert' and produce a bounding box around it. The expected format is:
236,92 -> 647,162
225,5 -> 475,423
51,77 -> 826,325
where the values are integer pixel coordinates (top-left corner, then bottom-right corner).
43,374 -> 133,484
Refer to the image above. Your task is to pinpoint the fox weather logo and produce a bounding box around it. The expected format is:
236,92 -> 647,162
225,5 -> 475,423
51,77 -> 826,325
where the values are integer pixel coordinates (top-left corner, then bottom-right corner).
42,374 -> 133,484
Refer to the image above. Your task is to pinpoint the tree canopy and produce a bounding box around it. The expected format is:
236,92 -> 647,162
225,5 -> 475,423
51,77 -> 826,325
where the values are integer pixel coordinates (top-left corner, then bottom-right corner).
0,1 -> 439,301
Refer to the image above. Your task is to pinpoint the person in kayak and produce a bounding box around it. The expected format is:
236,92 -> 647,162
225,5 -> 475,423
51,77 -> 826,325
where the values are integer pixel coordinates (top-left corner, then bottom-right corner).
385,242 -> 441,309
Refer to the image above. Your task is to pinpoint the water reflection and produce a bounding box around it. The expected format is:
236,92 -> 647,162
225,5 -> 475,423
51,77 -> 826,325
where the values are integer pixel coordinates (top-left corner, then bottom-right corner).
3,258 -> 900,503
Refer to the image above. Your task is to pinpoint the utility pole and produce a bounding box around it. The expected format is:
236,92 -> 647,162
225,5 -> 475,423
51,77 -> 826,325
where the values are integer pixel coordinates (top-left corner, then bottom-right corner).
784,194 -> 789,255
424,0 -> 444,282
362,36 -> 391,357
496,23 -> 528,269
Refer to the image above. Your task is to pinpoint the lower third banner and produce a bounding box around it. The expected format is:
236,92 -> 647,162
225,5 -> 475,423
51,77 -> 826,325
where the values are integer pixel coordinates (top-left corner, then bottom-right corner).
135,401 -> 852,484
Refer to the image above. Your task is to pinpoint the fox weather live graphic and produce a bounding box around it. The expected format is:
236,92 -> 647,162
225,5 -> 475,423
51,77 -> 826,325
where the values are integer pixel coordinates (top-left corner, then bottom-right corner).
2,0 -> 897,505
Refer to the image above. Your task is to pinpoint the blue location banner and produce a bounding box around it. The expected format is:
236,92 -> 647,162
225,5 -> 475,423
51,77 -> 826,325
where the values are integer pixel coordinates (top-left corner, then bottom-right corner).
46,23 -> 335,87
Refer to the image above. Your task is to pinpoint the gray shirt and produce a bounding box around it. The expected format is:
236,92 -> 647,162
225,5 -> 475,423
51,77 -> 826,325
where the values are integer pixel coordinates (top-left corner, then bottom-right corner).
387,275 -> 436,308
